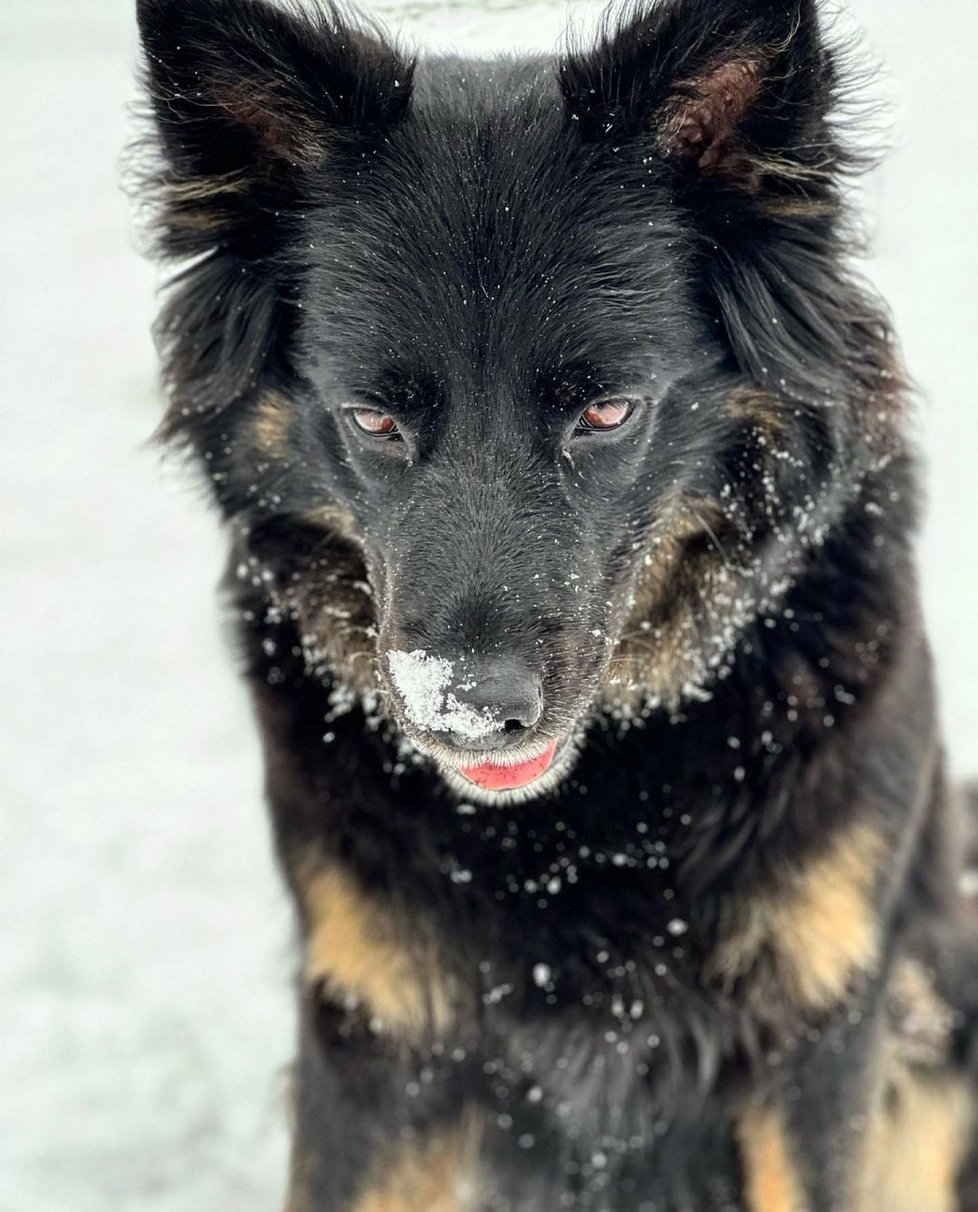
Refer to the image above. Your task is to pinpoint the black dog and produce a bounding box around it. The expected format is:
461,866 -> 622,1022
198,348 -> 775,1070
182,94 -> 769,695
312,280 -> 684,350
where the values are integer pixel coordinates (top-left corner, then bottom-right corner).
135,0 -> 978,1207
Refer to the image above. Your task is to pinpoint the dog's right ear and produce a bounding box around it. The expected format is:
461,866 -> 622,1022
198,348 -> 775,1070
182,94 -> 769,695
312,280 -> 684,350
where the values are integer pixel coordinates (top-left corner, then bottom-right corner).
134,0 -> 413,443
138,0 -> 413,169
137,0 -> 414,256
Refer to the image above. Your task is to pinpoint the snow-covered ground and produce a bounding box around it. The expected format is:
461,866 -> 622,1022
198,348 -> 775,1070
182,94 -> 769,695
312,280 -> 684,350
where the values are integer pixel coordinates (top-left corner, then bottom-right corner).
1,1 -> 975,1209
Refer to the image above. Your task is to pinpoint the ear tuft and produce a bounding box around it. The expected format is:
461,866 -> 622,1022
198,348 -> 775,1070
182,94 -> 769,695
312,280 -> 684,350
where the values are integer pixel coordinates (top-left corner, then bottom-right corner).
661,58 -> 763,174
197,73 -> 325,168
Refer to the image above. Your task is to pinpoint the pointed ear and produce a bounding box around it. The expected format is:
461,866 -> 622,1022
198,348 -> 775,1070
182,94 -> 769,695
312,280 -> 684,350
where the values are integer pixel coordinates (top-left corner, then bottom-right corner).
560,2 -> 893,437
133,0 -> 414,441
137,0 -> 414,180
560,0 -> 831,192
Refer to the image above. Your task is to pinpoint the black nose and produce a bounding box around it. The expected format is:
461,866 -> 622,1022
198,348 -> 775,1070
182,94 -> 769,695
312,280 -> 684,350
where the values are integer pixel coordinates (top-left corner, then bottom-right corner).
441,657 -> 543,751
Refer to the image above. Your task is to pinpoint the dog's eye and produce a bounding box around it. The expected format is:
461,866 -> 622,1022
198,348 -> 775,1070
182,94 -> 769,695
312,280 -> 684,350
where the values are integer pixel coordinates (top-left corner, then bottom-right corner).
576,398 -> 635,433
350,408 -> 400,438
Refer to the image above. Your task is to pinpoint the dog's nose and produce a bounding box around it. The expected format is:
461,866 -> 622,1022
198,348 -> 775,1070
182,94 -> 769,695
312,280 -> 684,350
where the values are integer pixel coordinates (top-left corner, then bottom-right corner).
444,657 -> 543,751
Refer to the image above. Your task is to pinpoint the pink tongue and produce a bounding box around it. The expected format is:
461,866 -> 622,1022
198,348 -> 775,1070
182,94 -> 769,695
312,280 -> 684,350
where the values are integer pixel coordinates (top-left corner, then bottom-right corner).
458,742 -> 557,791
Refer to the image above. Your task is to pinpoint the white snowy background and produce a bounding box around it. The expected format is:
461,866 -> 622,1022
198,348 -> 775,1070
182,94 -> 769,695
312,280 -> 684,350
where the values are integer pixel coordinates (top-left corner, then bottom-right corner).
1,0 -> 975,1209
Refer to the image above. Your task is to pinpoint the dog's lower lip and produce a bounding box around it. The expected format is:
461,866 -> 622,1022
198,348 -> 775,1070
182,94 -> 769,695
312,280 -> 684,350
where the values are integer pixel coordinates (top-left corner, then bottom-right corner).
457,741 -> 559,791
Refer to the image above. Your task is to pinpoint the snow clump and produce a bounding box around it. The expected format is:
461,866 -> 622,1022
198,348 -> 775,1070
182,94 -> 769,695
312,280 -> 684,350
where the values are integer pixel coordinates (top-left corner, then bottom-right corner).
387,649 -> 501,740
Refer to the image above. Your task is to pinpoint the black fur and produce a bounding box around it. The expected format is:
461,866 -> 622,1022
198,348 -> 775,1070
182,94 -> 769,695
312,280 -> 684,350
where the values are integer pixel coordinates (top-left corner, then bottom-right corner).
133,1 -> 976,1208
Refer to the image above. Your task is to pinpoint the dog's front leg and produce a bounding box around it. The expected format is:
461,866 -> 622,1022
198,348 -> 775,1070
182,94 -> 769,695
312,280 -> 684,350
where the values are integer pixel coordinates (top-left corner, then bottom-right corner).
737,984 -> 886,1212
283,988 -> 480,1212
274,857 -> 478,1212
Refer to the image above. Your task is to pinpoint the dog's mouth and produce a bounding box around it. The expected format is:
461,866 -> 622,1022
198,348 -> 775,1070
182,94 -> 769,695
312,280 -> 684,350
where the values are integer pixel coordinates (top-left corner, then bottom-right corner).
456,739 -> 559,792
420,731 -> 581,806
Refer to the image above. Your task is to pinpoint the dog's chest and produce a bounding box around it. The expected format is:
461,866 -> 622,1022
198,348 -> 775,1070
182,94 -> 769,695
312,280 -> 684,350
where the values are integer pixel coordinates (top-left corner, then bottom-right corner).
411,856 -> 752,1211
428,820 -> 734,1119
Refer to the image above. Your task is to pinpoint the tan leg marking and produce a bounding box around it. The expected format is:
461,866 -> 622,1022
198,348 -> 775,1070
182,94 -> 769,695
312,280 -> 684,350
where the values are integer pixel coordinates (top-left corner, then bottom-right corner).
739,1104 -> 806,1212
352,1121 -> 482,1212
861,1067 -> 971,1212
300,864 -> 453,1043
709,822 -> 885,1011
855,958 -> 968,1212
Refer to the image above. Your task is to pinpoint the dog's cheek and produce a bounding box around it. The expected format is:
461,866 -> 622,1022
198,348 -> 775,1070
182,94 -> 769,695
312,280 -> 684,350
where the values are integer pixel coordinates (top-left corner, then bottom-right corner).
249,390 -> 295,463
242,506 -> 382,698
287,1107 -> 483,1212
598,494 -> 737,713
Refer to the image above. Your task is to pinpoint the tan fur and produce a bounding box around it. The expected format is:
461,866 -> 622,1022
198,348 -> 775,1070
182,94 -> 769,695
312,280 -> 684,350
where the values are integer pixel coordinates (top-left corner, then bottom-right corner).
853,959 -> 967,1212
860,1067 -> 971,1212
739,1104 -> 806,1212
163,172 -> 245,204
708,822 -> 885,1011
297,504 -> 361,537
758,193 -> 838,220
724,385 -> 788,435
887,958 -> 959,1069
160,171 -> 245,233
299,863 -> 454,1043
351,1120 -> 482,1212
251,390 -> 295,460
600,493 -> 759,712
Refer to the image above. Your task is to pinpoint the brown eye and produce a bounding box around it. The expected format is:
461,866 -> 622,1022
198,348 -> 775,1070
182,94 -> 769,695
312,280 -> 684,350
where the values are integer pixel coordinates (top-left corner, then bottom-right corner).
577,398 -> 635,433
351,408 -> 400,438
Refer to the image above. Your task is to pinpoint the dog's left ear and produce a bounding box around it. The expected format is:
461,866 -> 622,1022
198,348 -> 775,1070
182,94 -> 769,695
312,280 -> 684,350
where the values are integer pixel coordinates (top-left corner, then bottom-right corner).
560,0 -> 830,193
560,0 -> 894,435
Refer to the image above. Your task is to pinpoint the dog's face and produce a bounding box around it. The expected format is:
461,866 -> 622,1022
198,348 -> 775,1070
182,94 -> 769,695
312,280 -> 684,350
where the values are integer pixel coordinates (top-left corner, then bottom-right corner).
285,71 -> 710,798
138,0 -> 895,801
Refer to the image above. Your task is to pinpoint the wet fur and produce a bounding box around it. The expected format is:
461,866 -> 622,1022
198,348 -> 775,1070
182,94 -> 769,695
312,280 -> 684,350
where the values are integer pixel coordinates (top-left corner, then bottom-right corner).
134,0 -> 978,1208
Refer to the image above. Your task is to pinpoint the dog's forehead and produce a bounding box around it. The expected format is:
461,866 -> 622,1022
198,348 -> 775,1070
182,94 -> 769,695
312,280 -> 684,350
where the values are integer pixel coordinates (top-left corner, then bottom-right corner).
300,58 -> 688,388
410,51 -> 558,111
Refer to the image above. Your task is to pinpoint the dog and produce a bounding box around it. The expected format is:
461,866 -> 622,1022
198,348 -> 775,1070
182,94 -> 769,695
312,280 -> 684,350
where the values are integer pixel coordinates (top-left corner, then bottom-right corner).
134,0 -> 978,1207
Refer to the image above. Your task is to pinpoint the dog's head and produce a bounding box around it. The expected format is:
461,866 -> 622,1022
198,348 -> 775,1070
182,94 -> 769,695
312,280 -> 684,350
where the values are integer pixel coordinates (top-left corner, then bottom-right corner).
136,0 -> 901,801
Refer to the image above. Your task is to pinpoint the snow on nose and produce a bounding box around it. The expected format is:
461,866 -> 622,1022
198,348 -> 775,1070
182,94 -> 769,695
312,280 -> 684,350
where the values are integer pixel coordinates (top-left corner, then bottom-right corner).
387,649 -> 542,745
